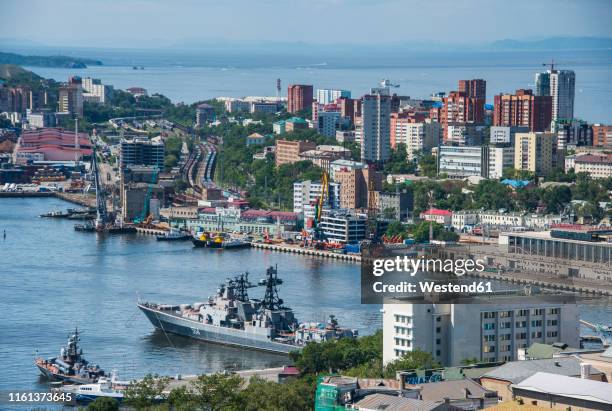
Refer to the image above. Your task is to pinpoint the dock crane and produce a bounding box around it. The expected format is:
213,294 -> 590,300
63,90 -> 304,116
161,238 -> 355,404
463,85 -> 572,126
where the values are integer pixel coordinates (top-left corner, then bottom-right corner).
301,171 -> 329,248
91,148 -> 109,229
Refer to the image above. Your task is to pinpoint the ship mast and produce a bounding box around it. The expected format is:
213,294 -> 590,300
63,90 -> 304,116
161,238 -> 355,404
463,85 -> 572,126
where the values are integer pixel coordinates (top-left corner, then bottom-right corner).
261,265 -> 284,310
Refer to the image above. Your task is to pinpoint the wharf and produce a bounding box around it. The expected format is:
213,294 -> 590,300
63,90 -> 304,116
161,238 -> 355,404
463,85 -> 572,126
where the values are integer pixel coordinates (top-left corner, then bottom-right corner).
135,227 -> 168,236
249,242 -> 361,263
54,192 -> 97,208
0,191 -> 53,198
164,367 -> 293,391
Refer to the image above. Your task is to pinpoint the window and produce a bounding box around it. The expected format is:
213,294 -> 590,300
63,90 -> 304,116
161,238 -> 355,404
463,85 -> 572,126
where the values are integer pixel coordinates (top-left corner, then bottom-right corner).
436,338 -> 441,345
548,308 -> 560,315
484,335 -> 496,342
547,331 -> 558,338
483,312 -> 497,319
517,309 -> 529,317
499,311 -> 512,318
516,332 -> 527,340
436,327 -> 441,333
531,331 -> 542,338
500,321 -> 512,329
516,321 -> 527,328
531,320 -> 542,327
532,309 -> 545,316
436,350 -> 441,356
546,320 -> 558,326
484,323 -> 495,330
500,334 -> 512,341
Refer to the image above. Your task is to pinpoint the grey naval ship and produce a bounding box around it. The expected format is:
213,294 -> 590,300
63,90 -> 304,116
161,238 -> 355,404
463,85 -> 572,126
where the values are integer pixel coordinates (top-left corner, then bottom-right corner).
138,266 -> 357,354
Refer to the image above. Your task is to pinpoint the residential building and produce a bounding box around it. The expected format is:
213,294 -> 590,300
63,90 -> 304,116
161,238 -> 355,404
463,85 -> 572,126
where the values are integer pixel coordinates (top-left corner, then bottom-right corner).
246,132 -> 266,146
250,101 -> 278,114
361,92 -> 391,162
299,146 -> 351,173
480,210 -> 524,228
58,77 -> 83,117
287,84 -> 313,113
195,103 -> 215,126
440,81 -> 486,141
488,145 -> 515,179
319,209 -> 367,243
565,153 -> 612,178
592,124 -> 612,148
511,372 -> 612,411
535,71 -> 550,97
335,130 -> 355,143
274,139 -> 316,166
334,166 -> 382,209
26,110 -> 56,129
418,379 -> 499,410
120,138 -> 165,169
514,132 -> 557,176
446,124 -> 486,146
480,358 -> 605,403
316,89 -> 350,105
451,210 -> 479,231
493,89 -> 552,132
285,117 -> 308,133
419,208 -> 452,226
375,190 -> 413,220
273,120 -> 286,135
329,159 -> 365,181
438,145 -> 489,178
338,96 -> 360,123
550,70 -> 576,123
391,115 -> 439,159
293,180 -> 340,219
457,78 -> 486,123
81,77 -> 110,104
224,99 -> 251,112
126,87 -> 147,97
382,303 -> 579,367
490,126 -> 530,145
316,110 -> 341,138
556,121 -> 592,150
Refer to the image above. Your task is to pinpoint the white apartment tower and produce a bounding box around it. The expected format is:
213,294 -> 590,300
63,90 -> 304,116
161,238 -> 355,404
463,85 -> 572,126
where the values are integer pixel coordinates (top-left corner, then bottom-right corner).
383,303 -> 579,366
361,91 -> 391,162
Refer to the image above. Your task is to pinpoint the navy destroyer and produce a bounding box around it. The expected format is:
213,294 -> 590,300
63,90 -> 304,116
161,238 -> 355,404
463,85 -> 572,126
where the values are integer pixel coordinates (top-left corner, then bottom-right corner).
138,266 -> 357,354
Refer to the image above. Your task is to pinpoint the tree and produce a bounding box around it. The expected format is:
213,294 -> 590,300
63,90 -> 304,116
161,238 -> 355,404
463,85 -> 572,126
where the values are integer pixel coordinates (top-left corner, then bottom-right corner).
86,397 -> 119,411
418,154 -> 437,178
124,374 -> 169,409
189,373 -> 244,410
384,350 -> 439,378
472,180 -> 512,211
383,144 -> 416,174
541,186 -> 572,213
240,376 -> 316,411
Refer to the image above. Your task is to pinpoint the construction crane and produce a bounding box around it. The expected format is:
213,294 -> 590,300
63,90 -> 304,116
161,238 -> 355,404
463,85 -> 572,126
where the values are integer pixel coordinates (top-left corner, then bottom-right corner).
91,147 -> 108,229
301,170 -> 329,248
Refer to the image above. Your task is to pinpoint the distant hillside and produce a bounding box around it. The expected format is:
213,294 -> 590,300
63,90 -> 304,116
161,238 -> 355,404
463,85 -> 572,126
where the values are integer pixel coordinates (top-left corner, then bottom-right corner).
490,37 -> 612,51
0,64 -> 50,89
0,51 -> 102,68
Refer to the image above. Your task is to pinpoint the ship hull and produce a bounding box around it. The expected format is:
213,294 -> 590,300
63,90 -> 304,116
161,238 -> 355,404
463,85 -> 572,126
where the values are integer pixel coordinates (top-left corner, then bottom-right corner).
35,363 -> 97,385
138,304 -> 301,355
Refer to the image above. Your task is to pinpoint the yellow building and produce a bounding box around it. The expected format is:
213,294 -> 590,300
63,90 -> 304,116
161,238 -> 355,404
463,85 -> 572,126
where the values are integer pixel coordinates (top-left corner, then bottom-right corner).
513,132 -> 556,176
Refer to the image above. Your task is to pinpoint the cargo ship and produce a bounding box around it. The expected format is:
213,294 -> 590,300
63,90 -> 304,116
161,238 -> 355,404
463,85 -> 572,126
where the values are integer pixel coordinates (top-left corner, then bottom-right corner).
138,266 -> 356,354
35,329 -> 106,384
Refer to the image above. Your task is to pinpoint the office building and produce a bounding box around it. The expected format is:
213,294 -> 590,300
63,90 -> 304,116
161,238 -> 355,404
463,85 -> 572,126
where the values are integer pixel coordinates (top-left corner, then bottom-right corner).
375,190 -> 413,220
514,132 -> 556,176
438,145 -> 489,178
120,138 -> 165,169
534,72 -> 550,96
293,180 -> 340,219
488,145 -> 515,179
446,124 -> 486,146
493,89 -> 552,132
287,84 -> 313,113
319,209 -> 367,243
565,153 -> 612,178
383,303 -> 579,366
550,70 -> 576,123
274,139 -> 316,166
316,89 -> 350,105
361,92 -> 391,162
250,101 -> 279,114
224,99 -> 251,112
489,126 -> 529,145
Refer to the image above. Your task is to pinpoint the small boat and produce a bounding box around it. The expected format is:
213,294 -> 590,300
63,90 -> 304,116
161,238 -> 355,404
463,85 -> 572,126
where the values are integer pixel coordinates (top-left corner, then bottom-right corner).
60,371 -> 128,403
40,210 -> 70,218
75,222 -> 95,232
35,328 -> 106,384
157,229 -> 191,241
192,232 -> 249,249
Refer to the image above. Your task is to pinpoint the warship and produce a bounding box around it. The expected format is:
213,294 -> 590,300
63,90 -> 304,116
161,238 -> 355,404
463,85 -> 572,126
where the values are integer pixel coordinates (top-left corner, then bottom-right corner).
35,328 -> 106,384
138,266 -> 357,354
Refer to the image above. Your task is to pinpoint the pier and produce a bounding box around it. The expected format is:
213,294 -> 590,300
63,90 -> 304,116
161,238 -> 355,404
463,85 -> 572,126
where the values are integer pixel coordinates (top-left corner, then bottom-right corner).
249,242 -> 361,262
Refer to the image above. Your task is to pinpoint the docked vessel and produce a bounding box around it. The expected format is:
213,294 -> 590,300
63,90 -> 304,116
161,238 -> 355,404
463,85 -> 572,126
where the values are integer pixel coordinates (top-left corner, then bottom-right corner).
40,210 -> 70,218
138,266 -> 356,354
35,329 -> 106,384
192,232 -> 250,249
157,229 -> 191,241
59,371 -> 129,403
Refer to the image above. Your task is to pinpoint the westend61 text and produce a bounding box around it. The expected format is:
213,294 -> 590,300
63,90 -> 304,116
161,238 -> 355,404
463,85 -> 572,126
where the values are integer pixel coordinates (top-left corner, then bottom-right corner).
372,281 -> 494,294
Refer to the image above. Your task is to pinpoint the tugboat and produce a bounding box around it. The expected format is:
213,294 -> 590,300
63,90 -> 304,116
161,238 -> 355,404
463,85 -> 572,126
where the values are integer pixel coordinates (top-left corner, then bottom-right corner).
138,266 -> 357,354
192,232 -> 249,249
35,328 -> 106,384
157,228 -> 191,242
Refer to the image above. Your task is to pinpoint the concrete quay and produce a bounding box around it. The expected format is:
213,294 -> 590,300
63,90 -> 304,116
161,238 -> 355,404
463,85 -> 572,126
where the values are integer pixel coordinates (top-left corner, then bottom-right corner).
249,242 -> 361,263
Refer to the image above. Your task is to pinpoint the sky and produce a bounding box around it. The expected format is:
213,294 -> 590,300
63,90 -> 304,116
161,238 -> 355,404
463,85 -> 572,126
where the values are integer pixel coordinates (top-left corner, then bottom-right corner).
1,0 -> 611,49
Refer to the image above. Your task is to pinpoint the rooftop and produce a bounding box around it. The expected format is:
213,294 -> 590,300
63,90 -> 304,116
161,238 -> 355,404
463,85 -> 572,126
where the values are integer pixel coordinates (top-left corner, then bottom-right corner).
512,372 -> 612,404
419,378 -> 493,401
354,394 -> 442,411
482,357 -> 600,384
421,208 -> 453,217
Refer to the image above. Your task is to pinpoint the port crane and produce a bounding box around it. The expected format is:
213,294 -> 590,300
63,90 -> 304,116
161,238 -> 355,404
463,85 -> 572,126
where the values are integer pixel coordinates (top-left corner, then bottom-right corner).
135,166 -> 159,225
91,148 -> 109,229
301,170 -> 330,249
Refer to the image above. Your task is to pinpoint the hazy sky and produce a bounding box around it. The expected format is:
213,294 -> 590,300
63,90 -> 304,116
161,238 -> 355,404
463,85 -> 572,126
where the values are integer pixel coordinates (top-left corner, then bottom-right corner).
2,0 -> 611,48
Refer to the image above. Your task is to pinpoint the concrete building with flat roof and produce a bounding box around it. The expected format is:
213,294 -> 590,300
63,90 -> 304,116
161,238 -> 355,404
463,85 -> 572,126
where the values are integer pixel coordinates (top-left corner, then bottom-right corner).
513,132 -> 556,177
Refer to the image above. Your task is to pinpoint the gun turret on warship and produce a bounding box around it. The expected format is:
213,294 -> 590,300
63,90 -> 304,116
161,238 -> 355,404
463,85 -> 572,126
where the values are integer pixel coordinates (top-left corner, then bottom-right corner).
138,266 -> 357,354
34,328 -> 105,384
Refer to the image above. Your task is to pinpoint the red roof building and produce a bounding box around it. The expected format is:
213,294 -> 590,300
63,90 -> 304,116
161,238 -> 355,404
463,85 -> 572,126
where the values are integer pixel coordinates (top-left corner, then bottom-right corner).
420,208 -> 453,226
15,128 -> 92,163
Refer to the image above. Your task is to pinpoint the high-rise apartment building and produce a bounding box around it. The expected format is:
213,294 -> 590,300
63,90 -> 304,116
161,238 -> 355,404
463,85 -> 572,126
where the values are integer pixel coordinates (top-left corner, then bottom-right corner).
293,180 -> 341,219
82,77 -> 110,104
550,70 -> 575,123
395,120 -> 441,160
488,145 -> 515,179
383,303 -> 579,366
361,91 -> 391,162
316,89 -> 351,105
120,138 -> 165,169
440,85 -> 485,141
535,72 -> 550,96
287,84 -> 313,113
514,132 -> 557,176
592,124 -> 612,148
493,89 -> 552,132
334,167 -> 382,209
58,77 -> 83,117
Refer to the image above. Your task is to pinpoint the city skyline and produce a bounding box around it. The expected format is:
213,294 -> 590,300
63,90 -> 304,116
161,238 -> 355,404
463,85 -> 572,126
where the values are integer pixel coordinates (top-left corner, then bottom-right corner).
1,0 -> 612,49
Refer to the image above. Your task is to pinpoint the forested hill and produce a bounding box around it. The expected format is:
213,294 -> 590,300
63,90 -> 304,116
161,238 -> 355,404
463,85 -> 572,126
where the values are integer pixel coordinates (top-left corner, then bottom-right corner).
0,51 -> 102,68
